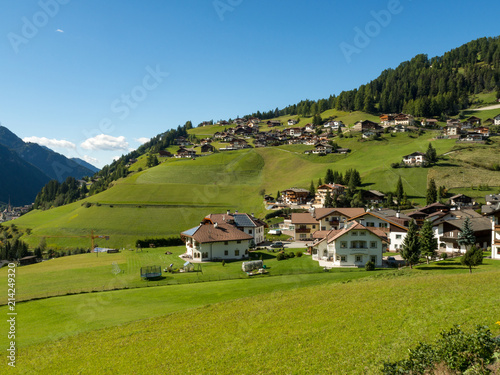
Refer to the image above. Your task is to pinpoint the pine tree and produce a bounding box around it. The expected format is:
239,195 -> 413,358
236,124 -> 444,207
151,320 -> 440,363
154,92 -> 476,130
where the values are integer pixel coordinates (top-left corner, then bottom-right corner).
420,220 -> 437,264
400,221 -> 421,268
276,191 -> 281,202
309,180 -> 316,198
318,178 -> 323,187
325,169 -> 334,184
426,143 -> 437,163
426,178 -> 437,205
324,189 -> 333,208
461,245 -> 483,274
396,176 -> 404,206
457,217 -> 476,251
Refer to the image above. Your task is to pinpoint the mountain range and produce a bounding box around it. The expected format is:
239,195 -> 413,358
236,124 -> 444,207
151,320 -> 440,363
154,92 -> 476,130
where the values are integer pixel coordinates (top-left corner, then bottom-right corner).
0,126 -> 98,206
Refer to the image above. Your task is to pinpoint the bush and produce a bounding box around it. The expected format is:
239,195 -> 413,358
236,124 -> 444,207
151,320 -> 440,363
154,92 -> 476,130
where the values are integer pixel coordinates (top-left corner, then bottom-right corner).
365,261 -> 375,271
221,260 -> 225,267
441,252 -> 448,260
391,162 -> 400,169
296,251 -> 303,258
382,325 -> 498,374
135,237 -> 184,248
276,252 -> 286,261
288,252 -> 295,258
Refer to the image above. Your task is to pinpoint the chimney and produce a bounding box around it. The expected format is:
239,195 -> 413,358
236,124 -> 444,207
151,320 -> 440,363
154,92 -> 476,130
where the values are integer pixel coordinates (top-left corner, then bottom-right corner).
251,213 -> 254,217
235,210 -> 238,214
396,211 -> 401,218
227,209 -> 230,215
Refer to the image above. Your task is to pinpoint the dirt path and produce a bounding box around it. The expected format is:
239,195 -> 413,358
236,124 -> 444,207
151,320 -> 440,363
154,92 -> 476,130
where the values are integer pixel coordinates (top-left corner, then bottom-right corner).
469,103 -> 500,111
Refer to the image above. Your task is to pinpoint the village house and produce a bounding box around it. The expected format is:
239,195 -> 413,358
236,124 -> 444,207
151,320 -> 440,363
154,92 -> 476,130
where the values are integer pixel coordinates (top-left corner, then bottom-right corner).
176,147 -> 197,158
349,211 -> 408,252
312,142 -> 333,154
314,184 -> 346,207
284,127 -> 303,137
200,144 -> 215,153
394,113 -> 415,126
408,202 -> 449,227
494,114 -> 500,126
421,119 -> 438,127
402,151 -> 427,166
281,188 -> 310,205
313,207 -> 366,231
443,125 -> 462,137
311,222 -> 386,268
205,211 -> 266,245
432,216 -> 491,253
304,123 -> 316,133
447,194 -> 475,208
287,119 -> 298,126
379,114 -> 396,127
181,219 -> 253,261
290,212 -> 319,241
486,207 -> 500,260
267,120 -> 282,127
362,190 -> 386,205
463,116 -> 481,127
352,120 -> 381,132
175,137 -> 192,147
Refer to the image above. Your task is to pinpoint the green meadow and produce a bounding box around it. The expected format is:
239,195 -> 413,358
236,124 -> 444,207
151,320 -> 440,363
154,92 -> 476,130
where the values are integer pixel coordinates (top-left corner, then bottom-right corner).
2,256 -> 499,374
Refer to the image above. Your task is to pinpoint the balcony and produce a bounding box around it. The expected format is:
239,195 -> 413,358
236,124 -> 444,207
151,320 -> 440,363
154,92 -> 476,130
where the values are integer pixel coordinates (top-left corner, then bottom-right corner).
495,225 -> 500,231
295,228 -> 311,234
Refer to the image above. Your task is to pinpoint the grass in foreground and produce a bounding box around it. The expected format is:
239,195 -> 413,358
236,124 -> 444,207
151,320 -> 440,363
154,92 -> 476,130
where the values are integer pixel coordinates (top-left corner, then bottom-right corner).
10,265 -> 500,374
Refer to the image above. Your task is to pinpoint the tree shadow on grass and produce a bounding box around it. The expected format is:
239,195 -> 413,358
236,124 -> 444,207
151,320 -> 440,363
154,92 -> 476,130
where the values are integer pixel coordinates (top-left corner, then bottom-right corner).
417,260 -> 468,271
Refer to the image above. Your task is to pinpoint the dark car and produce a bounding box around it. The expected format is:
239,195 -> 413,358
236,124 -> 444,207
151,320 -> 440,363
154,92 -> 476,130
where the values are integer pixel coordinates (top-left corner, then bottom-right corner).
269,241 -> 284,248
386,256 -> 397,267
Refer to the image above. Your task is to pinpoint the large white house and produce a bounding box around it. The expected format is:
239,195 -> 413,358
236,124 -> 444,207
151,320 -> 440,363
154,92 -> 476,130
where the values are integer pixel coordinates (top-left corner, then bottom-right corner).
312,222 -> 386,268
205,211 -> 266,245
349,211 -> 409,252
181,219 -> 253,261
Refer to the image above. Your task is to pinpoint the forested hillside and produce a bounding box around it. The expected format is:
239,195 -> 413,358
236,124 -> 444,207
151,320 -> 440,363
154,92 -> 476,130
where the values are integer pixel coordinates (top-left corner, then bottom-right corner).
247,37 -> 500,120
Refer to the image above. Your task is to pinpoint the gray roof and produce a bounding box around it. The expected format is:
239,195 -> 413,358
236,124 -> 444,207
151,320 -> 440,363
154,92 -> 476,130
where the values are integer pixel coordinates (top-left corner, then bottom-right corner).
485,194 -> 500,204
182,225 -> 201,237
233,213 -> 256,228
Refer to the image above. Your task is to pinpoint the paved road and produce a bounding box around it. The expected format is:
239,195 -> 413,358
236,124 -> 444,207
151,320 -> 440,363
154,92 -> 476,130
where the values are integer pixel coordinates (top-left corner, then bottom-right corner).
470,103 -> 500,111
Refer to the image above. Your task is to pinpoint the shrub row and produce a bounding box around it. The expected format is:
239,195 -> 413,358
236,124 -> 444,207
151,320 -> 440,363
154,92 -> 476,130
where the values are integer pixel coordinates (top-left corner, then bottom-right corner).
135,237 -> 184,248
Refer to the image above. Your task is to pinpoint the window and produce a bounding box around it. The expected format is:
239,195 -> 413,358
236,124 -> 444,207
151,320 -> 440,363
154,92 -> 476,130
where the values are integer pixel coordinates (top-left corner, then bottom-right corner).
340,241 -> 347,248
224,250 -> 228,256
379,223 -> 388,228
370,241 -> 377,248
355,255 -> 362,262
249,230 -> 252,234
396,234 -> 402,239
360,231 -> 366,236
366,222 -> 375,227
321,226 -> 326,231
370,255 -> 376,263
341,256 -> 346,262
224,241 -> 228,245
237,240 -> 241,244
312,225 -> 316,229
235,250 -> 240,256
352,231 -> 358,236
336,255 -> 340,261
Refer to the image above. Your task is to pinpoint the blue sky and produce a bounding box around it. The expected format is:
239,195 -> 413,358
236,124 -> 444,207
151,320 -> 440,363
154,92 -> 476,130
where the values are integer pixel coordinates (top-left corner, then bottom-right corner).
0,0 -> 499,168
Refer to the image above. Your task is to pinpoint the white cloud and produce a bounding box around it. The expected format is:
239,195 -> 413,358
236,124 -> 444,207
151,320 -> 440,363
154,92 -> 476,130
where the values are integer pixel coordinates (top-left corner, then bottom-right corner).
81,134 -> 129,151
113,156 -> 121,161
135,137 -> 150,144
83,155 -> 99,165
23,136 -> 76,149
56,29 -> 64,33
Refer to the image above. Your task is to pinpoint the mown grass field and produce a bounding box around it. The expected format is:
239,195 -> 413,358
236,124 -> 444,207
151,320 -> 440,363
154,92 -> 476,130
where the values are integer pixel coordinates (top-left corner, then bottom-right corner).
3,246 -> 330,303
4,258 -> 499,374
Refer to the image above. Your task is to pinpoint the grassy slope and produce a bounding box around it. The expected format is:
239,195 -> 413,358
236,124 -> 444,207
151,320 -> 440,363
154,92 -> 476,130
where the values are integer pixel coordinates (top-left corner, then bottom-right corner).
5,246 -> 329,303
8,260 -> 500,374
12,131 -> 500,249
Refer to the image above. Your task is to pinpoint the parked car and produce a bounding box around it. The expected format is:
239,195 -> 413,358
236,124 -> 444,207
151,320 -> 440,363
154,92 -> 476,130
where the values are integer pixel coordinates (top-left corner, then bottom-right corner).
386,256 -> 397,267
269,241 -> 284,248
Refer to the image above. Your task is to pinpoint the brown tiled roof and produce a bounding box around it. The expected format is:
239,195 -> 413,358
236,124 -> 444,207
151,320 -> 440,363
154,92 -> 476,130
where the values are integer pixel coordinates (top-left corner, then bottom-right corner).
291,213 -> 318,225
314,207 -> 365,220
348,211 -> 408,231
181,222 -> 252,244
312,229 -> 342,239
326,222 -> 388,243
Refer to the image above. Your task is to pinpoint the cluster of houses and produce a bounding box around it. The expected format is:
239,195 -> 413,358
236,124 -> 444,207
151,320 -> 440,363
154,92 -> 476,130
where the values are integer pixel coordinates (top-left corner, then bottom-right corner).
0,202 -> 32,223
180,193 -> 500,268
164,112 -> 499,159
440,115 -> 500,142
